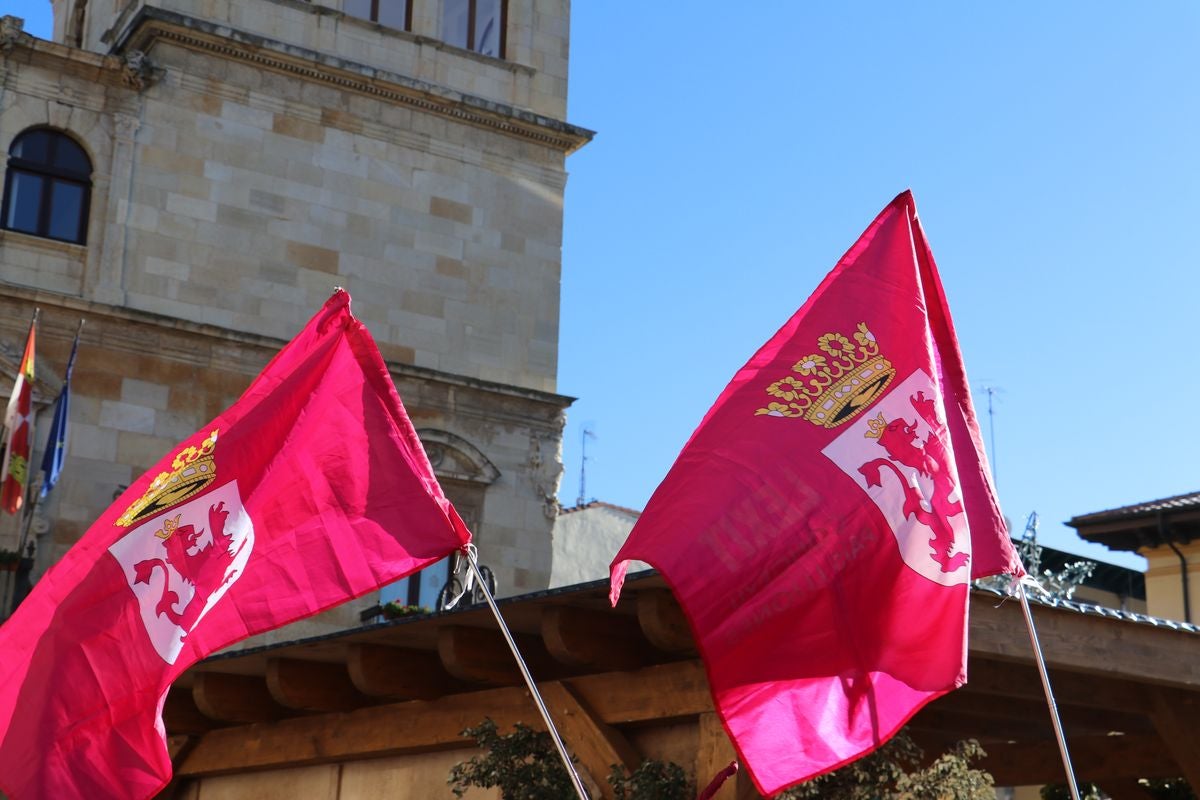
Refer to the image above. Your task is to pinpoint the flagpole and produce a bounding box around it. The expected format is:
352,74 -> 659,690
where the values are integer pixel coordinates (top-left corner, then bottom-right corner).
464,548 -> 591,800
1017,580 -> 1081,800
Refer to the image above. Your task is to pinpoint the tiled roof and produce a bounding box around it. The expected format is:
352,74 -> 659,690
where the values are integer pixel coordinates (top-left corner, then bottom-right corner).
1067,491 -> 1200,526
974,584 -> 1200,635
558,500 -> 642,518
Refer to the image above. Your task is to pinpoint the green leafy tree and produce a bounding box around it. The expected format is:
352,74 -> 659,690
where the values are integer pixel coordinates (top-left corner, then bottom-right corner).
448,718 -> 692,800
779,729 -> 995,800
609,760 -> 692,800
1138,779 -> 1197,800
1040,783 -> 1105,800
448,718 -> 575,800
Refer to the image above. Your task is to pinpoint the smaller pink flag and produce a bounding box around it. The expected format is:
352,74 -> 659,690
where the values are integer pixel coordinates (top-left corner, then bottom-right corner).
0,290 -> 470,799
611,191 -> 1023,796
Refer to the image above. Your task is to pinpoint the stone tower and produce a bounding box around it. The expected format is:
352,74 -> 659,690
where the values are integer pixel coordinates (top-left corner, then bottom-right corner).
0,0 -> 590,638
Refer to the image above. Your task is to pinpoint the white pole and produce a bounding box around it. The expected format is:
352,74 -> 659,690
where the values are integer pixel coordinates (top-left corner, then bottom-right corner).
1017,581 -> 1081,800
464,549 -> 590,800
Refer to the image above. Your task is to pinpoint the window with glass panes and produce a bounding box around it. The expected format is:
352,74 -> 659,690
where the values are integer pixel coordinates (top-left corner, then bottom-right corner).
343,0 -> 411,30
2,129 -> 92,245
441,0 -> 505,58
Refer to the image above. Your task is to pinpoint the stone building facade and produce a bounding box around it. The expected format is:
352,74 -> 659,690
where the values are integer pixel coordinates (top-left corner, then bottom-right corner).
0,0 -> 590,639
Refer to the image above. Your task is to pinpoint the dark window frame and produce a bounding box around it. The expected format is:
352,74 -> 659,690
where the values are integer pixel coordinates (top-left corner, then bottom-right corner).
347,0 -> 412,30
2,128 -> 93,245
446,0 -> 507,59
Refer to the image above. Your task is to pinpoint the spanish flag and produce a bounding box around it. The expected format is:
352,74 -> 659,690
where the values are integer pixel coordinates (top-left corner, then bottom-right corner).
2,310 -> 37,514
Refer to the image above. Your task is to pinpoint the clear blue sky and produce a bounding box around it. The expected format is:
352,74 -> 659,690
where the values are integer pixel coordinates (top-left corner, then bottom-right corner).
558,2 -> 1199,572
18,3 -> 1200,570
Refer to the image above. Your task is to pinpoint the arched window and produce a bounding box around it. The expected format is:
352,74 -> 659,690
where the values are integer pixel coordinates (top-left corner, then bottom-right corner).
2,128 -> 92,245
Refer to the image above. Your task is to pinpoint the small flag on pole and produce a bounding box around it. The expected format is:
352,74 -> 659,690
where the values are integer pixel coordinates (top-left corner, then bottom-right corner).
2,310 -> 38,515
610,191 -> 1024,796
0,291 -> 471,799
39,322 -> 81,500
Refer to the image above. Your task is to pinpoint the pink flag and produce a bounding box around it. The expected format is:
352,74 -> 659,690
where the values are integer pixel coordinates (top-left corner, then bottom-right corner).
610,192 -> 1023,796
0,291 -> 470,799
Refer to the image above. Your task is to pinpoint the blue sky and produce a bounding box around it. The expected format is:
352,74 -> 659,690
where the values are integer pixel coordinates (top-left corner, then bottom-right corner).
558,3 -> 1198,571
17,3 -> 1200,570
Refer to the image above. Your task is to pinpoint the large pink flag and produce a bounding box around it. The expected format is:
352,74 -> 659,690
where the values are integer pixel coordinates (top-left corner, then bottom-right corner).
610,192 -> 1023,796
0,290 -> 470,799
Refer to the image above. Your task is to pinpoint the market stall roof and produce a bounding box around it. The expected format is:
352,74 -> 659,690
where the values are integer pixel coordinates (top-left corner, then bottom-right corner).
167,571 -> 1200,792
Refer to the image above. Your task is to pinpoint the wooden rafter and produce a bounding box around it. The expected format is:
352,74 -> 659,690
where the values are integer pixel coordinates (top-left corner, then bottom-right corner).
540,681 -> 640,800
541,606 -> 651,671
266,657 -> 370,712
346,643 -> 462,700
192,672 -> 290,724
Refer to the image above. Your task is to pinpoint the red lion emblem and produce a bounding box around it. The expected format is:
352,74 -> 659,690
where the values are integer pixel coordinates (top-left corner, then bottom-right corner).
132,502 -> 247,634
858,391 -> 969,573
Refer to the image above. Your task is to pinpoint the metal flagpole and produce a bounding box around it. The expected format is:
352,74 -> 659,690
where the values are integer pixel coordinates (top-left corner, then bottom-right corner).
1017,580 -> 1081,800
463,547 -> 591,800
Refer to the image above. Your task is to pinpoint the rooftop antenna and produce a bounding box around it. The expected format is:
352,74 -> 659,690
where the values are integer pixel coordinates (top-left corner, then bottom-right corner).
576,426 -> 596,507
980,384 -> 1003,487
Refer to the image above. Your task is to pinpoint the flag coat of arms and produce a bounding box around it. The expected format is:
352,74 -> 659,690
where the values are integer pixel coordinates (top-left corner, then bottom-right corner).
610,191 -> 1023,796
0,291 -> 471,799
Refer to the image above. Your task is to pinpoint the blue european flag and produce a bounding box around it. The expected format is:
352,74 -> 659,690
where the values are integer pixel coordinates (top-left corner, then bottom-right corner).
39,327 -> 80,500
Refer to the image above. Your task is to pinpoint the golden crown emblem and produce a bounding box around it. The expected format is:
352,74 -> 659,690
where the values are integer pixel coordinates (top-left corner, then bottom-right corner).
754,322 -> 895,428
116,430 -> 219,527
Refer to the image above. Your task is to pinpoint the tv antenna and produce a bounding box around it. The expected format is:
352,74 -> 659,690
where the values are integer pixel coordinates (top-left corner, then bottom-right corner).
576,426 -> 596,507
980,384 -> 1003,487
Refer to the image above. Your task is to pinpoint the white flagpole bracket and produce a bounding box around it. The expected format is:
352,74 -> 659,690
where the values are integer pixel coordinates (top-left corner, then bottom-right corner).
463,546 -> 591,800
1017,578 -> 1082,800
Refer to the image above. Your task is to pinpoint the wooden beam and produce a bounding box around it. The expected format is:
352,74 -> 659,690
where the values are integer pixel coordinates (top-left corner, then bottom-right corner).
177,660 -> 713,777
163,687 -> 220,735
266,658 -> 370,712
567,660 -> 711,725
636,589 -> 696,654
696,712 -> 760,800
541,606 -> 652,671
437,625 -> 559,685
929,690 -> 1154,739
968,593 -> 1200,691
540,681 -> 640,800
964,656 -> 1153,714
1149,687 -> 1200,790
192,672 -> 290,724
346,643 -> 462,700
978,734 -> 1184,785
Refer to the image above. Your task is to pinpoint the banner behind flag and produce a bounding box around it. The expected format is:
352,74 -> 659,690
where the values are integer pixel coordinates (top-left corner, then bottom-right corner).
0,291 -> 471,799
39,323 -> 80,500
1,311 -> 37,514
610,191 -> 1023,795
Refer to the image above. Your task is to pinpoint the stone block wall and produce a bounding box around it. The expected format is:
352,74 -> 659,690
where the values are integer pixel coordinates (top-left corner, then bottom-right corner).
0,8 -> 584,635
67,0 -> 570,120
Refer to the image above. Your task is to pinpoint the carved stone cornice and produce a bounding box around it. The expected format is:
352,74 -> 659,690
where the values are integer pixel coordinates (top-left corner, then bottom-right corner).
113,7 -> 593,154
120,49 -> 162,91
0,14 -> 24,52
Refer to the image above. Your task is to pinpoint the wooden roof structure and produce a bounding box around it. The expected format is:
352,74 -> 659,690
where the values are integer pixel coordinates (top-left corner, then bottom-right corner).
1068,491 -> 1200,552
164,573 -> 1200,797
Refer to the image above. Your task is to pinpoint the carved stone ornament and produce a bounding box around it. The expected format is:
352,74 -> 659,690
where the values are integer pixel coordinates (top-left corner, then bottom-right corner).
0,15 -> 24,51
113,113 -> 141,142
121,50 -> 161,92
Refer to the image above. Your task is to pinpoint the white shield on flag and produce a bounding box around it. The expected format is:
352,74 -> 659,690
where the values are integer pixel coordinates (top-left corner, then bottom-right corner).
822,370 -> 971,586
108,480 -> 254,664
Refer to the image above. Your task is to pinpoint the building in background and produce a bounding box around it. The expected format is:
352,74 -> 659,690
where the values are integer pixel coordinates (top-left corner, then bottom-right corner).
0,0 -> 590,640
1069,491 -> 1199,623
549,500 -> 645,589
